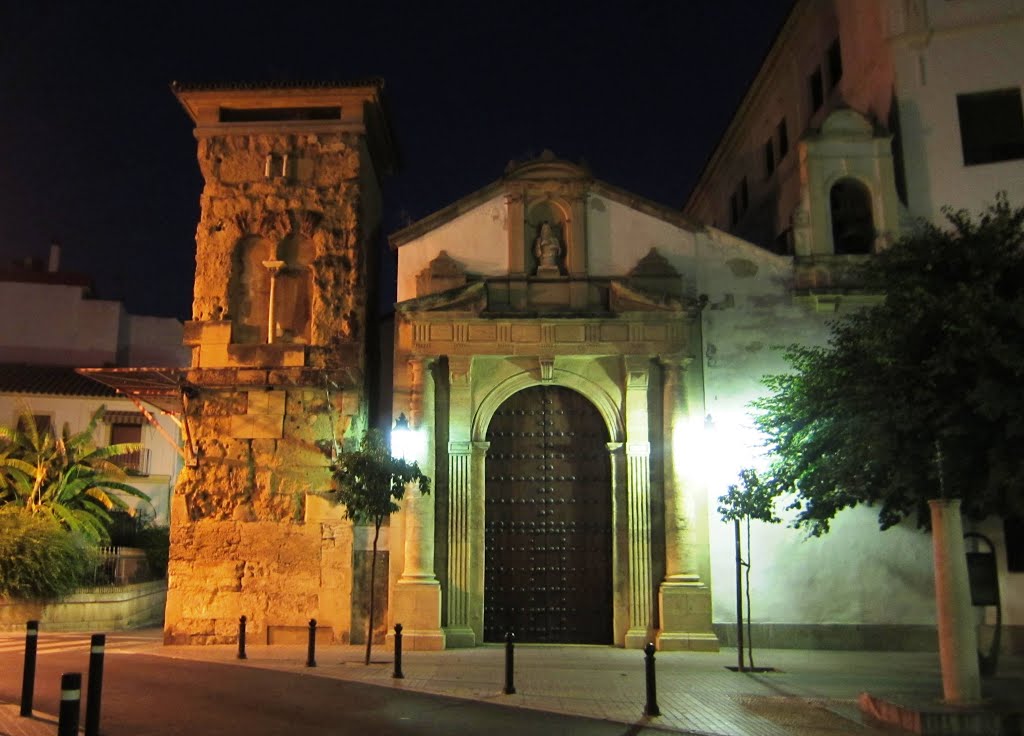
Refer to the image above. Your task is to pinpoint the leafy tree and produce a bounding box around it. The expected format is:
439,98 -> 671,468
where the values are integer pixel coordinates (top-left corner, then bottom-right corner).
0,405 -> 149,543
754,195 -> 1024,534
718,468 -> 780,670
331,428 -> 430,665
0,507 -> 97,599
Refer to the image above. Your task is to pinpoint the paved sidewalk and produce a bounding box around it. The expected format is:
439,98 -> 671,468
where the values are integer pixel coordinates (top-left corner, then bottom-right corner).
0,703 -> 57,736
3,630 -> 1022,735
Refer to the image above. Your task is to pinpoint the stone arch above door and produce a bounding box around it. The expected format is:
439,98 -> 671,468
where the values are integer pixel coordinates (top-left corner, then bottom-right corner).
472,368 -> 624,444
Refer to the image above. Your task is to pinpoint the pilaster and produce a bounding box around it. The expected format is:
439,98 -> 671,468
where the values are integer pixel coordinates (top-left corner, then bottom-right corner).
623,356 -> 655,649
390,355 -> 444,650
657,353 -> 717,651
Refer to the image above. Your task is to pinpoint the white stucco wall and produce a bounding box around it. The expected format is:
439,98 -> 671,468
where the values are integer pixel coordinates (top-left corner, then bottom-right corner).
892,14 -> 1024,222
0,282 -> 121,365
396,194 -> 509,301
693,226 -> 937,626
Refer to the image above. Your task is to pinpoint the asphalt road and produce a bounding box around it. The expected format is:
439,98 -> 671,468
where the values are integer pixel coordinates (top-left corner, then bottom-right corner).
0,635 -> 669,736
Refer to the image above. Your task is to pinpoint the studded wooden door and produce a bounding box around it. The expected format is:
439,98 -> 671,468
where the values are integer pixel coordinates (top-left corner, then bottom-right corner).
484,385 -> 612,644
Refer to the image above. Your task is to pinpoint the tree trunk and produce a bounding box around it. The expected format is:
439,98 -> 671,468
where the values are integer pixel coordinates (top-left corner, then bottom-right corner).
929,498 -> 981,703
365,522 -> 381,666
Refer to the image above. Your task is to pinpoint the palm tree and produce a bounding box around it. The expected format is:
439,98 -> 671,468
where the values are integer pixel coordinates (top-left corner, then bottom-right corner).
0,404 -> 149,542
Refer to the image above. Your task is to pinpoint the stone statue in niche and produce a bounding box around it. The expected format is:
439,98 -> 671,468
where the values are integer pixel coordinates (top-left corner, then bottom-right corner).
533,221 -> 563,277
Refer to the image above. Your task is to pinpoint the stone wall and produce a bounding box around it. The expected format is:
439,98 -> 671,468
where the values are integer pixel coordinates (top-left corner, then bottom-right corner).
0,580 -> 167,632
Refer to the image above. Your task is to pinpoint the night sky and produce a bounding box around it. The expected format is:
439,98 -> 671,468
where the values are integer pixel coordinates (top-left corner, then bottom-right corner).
1,1 -> 793,321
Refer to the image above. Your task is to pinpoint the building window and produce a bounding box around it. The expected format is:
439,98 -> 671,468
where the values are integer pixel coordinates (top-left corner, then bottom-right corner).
110,422 -> 150,476
827,38 -> 843,90
809,66 -> 824,113
16,413 -> 53,437
763,139 -> 775,177
777,118 -> 789,158
956,88 -> 1024,166
1006,516 -> 1024,572
830,178 -> 874,254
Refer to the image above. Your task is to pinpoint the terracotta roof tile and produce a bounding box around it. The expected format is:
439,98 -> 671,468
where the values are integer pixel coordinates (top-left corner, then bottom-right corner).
0,364 -> 118,397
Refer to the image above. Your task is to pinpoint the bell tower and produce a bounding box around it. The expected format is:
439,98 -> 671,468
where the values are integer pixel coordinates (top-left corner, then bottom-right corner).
165,82 -> 396,645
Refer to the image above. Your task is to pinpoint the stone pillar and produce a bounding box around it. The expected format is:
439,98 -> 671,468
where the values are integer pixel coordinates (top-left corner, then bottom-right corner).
623,356 -> 655,649
443,356 -> 476,647
389,356 -> 444,650
657,354 -> 718,651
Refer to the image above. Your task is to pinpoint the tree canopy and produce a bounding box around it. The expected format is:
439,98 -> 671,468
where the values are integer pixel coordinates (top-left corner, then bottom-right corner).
754,195 -> 1024,535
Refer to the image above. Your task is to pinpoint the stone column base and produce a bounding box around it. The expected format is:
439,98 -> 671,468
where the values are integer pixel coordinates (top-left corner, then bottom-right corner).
385,628 -> 446,651
443,626 -> 477,648
388,579 -> 444,650
657,581 -> 719,651
624,629 -> 655,649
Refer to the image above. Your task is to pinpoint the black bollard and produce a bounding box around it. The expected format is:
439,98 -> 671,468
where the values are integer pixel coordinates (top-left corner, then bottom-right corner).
393,623 -> 404,679
643,642 -> 661,717
85,634 -> 105,736
20,620 -> 39,717
57,672 -> 82,736
306,619 -> 317,668
238,615 -> 247,660
503,631 -> 516,695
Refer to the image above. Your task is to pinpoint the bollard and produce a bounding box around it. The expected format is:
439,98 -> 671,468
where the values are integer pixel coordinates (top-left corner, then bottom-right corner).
57,673 -> 82,736
238,615 -> 248,660
306,619 -> 317,668
503,631 -> 516,695
393,623 -> 404,679
85,634 -> 105,736
643,642 -> 661,717
20,620 -> 39,717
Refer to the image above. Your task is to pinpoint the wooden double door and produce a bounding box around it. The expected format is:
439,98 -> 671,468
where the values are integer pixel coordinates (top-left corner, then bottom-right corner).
483,386 -> 612,644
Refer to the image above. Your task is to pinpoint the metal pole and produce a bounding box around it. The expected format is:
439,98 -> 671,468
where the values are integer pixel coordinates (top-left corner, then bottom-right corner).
238,615 -> 248,660
503,631 -> 516,695
20,620 -> 39,717
734,518 -> 745,672
306,619 -> 317,668
57,673 -> 82,736
644,642 -> 661,717
393,624 -> 404,679
85,634 -> 106,736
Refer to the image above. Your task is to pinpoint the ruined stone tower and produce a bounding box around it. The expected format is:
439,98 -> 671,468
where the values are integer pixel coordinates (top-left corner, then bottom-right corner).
165,82 -> 396,644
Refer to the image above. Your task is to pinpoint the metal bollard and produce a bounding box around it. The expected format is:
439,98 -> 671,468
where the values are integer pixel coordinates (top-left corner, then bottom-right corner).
393,623 -> 404,679
85,634 -> 105,736
57,672 -> 82,736
20,620 -> 39,717
237,615 -> 248,660
503,631 -> 516,695
643,642 -> 661,717
306,619 -> 317,668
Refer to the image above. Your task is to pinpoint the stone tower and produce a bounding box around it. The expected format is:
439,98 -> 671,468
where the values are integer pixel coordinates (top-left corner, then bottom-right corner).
165,82 -> 396,644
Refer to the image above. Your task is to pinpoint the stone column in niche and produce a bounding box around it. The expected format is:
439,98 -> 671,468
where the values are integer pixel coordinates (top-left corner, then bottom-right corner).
657,354 -> 718,651
389,355 -> 445,650
443,356 -> 476,647
623,356 -> 655,649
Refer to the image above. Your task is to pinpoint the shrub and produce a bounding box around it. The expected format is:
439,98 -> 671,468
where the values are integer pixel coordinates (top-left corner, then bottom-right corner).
0,508 -> 96,600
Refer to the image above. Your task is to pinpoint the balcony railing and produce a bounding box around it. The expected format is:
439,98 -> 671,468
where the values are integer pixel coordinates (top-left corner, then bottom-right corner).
93,546 -> 154,585
112,447 -> 151,476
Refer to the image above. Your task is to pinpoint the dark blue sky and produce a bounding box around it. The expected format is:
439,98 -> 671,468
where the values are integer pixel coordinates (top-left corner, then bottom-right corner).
0,1 -> 792,320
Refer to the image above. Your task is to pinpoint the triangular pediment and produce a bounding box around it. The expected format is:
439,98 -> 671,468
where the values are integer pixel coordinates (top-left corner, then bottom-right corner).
609,281 -> 697,314
396,281 -> 487,314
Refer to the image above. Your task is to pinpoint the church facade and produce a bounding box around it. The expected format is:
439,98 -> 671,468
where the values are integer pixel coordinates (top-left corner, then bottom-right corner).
386,153 -> 939,651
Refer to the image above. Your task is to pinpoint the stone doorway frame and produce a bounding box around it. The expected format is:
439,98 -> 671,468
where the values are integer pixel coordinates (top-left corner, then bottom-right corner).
443,367 -> 631,647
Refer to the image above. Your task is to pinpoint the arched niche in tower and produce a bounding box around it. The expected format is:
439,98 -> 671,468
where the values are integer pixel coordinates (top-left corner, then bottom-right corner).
829,178 -> 875,254
229,234 -> 274,344
274,233 -> 314,343
525,199 -> 570,277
